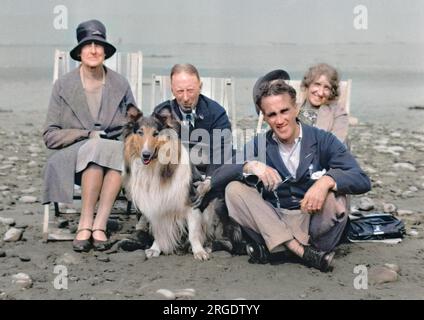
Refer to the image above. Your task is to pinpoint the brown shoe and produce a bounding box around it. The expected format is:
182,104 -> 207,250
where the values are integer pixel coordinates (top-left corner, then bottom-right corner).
303,246 -> 335,272
72,228 -> 92,252
92,229 -> 113,251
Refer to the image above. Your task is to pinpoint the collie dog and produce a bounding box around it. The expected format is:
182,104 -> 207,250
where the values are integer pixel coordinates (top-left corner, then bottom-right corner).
123,110 -> 217,260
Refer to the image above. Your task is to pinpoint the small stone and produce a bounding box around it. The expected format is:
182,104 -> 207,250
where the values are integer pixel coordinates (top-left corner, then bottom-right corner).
27,161 -> 38,168
383,203 -> 397,214
390,132 -> 401,138
393,163 -> 416,172
28,146 -> 42,153
397,210 -> 414,216
0,250 -> 6,257
8,156 -> 19,162
0,217 -> 15,226
4,227 -> 23,242
156,289 -> 176,300
369,266 -> 398,285
11,273 -> 33,289
19,254 -> 31,262
174,288 -> 196,299
19,196 -> 37,203
408,186 -> 418,192
358,197 -> 375,211
374,180 -> 383,187
0,185 -> 10,191
384,263 -> 401,274
21,187 -> 37,194
407,230 -> 419,237
0,165 -> 13,170
23,210 -> 33,215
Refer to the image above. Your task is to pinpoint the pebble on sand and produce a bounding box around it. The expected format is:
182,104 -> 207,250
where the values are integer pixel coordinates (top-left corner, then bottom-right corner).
384,263 -> 401,274
0,217 -> 15,226
11,273 -> 33,289
358,197 -> 375,211
174,288 -> 196,299
4,227 -> 23,242
393,163 -> 416,172
383,203 -> 397,214
156,288 -> 176,300
368,266 -> 399,285
407,230 -> 419,237
19,196 -> 37,203
397,210 -> 414,216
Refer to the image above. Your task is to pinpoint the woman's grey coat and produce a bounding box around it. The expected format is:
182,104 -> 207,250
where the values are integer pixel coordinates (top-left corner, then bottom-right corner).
42,66 -> 136,204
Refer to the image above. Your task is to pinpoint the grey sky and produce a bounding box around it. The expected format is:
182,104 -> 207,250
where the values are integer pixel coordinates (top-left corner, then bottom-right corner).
1,0 -> 423,45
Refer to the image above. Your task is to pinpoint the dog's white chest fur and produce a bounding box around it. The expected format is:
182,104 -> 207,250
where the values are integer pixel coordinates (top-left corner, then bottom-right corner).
128,146 -> 193,253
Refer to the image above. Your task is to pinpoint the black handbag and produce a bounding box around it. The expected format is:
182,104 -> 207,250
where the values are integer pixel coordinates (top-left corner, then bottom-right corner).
347,212 -> 406,241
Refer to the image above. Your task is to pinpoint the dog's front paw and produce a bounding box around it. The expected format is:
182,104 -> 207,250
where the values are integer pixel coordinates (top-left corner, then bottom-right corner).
193,249 -> 210,261
145,248 -> 161,258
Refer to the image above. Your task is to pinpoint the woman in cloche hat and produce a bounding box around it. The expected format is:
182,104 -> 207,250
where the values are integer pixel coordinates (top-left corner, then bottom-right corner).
42,20 -> 141,252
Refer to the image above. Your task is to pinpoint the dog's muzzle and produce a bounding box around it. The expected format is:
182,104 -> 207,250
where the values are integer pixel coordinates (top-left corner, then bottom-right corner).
141,151 -> 153,165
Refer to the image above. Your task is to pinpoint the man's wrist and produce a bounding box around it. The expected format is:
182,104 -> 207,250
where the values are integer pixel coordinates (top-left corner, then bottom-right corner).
321,175 -> 336,190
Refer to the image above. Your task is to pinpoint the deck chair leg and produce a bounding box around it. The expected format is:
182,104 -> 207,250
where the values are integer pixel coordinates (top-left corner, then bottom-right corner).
43,204 -> 50,243
126,201 -> 132,215
54,202 -> 60,217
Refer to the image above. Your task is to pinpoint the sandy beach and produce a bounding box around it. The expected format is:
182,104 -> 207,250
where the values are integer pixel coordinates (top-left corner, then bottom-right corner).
0,74 -> 424,300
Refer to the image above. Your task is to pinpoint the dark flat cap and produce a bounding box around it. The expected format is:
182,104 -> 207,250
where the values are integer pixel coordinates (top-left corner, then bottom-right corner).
252,69 -> 290,114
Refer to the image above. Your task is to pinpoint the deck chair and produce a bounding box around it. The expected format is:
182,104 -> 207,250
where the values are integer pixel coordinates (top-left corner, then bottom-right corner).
42,50 -> 143,242
255,79 -> 352,134
150,74 -> 238,148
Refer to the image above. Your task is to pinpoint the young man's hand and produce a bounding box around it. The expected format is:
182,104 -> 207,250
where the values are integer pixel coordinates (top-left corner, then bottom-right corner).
300,175 -> 336,214
243,160 -> 282,191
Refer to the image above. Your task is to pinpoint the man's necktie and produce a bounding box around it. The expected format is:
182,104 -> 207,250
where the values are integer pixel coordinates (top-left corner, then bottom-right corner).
185,113 -> 194,129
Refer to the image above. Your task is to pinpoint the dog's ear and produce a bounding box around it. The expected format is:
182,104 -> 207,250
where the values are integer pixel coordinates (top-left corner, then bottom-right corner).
153,105 -> 182,135
153,106 -> 173,127
124,106 -> 142,139
126,104 -> 143,122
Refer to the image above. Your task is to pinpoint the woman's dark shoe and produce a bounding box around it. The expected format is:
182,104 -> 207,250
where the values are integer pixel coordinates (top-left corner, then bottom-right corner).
303,246 -> 335,272
92,229 -> 113,251
72,228 -> 92,252
246,242 -> 270,264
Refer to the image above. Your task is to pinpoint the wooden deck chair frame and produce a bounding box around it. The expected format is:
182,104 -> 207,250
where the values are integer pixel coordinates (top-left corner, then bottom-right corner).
150,74 -> 238,147
43,49 -> 143,242
256,79 -> 352,134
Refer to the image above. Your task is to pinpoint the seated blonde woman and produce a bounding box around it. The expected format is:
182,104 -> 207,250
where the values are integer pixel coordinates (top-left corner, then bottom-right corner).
298,63 -> 349,143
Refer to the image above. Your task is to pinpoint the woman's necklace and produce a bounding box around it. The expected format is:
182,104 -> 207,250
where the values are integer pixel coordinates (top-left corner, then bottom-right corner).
80,66 -> 105,90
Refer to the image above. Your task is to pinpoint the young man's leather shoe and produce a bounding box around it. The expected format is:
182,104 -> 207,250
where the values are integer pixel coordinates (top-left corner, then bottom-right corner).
246,242 -> 270,264
303,246 -> 335,272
